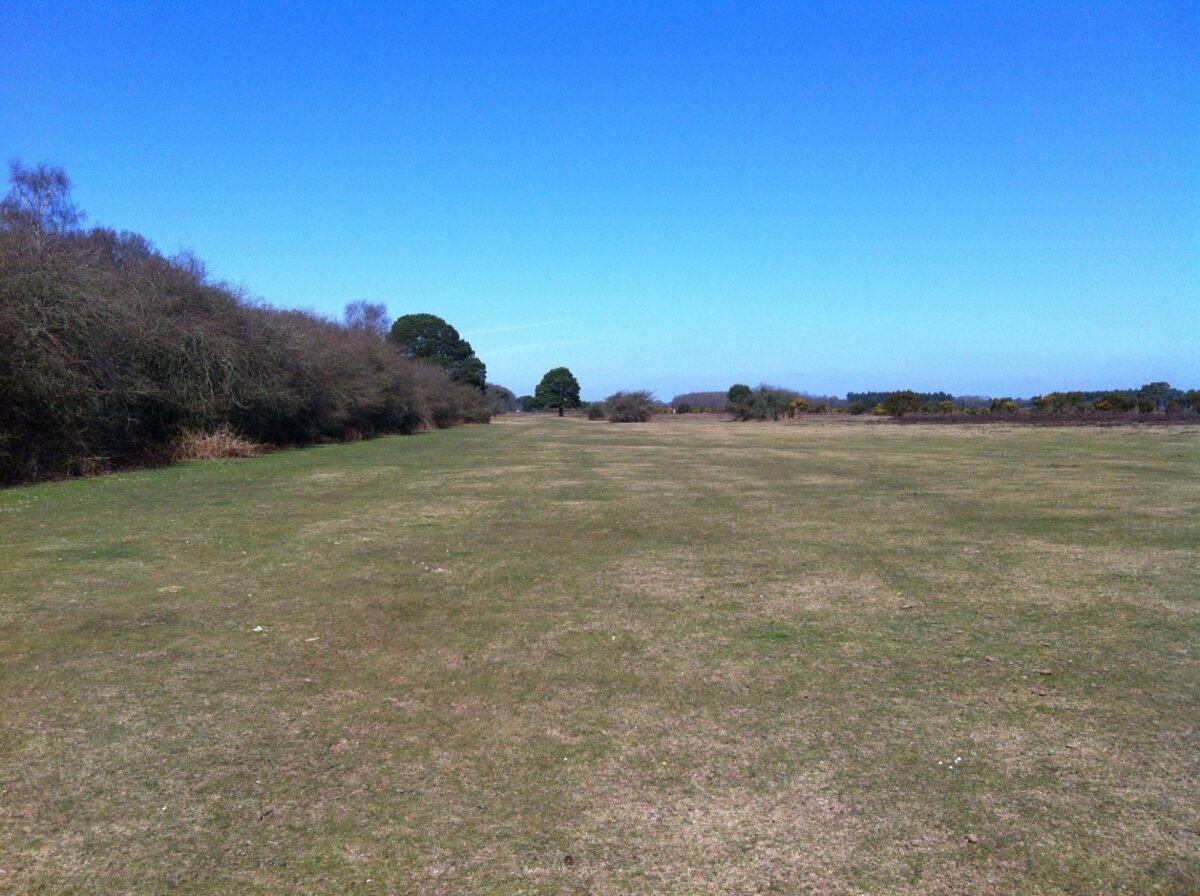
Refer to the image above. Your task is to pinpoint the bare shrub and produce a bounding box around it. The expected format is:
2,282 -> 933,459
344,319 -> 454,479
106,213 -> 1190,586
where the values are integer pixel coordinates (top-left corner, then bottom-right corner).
605,390 -> 656,422
171,426 -> 262,460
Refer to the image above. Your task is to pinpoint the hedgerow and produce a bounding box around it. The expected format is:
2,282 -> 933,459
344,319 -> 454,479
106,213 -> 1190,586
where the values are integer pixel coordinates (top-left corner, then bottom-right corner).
0,163 -> 488,484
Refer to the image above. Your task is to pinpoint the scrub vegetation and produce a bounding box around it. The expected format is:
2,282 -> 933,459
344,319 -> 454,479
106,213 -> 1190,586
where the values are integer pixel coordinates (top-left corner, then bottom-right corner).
0,163 -> 491,485
2,417 -> 1197,894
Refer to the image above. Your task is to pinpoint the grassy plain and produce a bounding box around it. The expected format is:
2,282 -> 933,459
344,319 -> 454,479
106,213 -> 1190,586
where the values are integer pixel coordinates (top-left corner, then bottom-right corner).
1,416 -> 1198,894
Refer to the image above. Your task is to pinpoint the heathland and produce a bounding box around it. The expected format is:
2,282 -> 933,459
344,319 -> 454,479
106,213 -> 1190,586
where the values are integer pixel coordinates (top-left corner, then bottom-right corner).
1,417 -> 1197,894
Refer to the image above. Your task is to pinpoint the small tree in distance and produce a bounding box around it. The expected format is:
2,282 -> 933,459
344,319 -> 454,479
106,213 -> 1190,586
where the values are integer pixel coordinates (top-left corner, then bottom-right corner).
343,301 -> 390,339
534,367 -> 581,416
1137,381 -> 1177,410
1092,392 -> 1136,412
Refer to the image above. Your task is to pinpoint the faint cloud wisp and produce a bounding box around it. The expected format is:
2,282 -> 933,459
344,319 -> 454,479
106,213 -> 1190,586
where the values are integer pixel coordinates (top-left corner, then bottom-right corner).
464,319 -> 572,338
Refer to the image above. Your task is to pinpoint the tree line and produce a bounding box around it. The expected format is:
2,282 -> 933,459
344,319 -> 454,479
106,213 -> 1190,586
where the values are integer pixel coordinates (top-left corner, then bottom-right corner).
666,384 -> 1200,420
0,163 -> 495,484
517,378 -> 1199,424
856,384 -> 1199,417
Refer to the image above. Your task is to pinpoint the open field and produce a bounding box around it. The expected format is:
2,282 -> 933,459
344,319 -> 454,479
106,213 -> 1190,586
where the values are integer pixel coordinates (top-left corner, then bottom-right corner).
2,417 -> 1198,894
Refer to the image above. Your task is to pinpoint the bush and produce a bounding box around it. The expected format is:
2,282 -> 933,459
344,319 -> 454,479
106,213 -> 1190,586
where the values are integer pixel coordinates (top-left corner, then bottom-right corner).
882,390 -> 921,417
587,403 -> 606,420
486,384 -> 518,414
171,426 -> 262,460
604,390 -> 655,422
1091,392 -> 1136,412
728,385 -> 792,421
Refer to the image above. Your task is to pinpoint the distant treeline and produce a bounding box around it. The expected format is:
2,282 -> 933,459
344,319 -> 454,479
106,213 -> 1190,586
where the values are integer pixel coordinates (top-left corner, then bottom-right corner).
846,390 -> 989,409
671,391 -> 733,410
0,163 -> 490,484
847,387 -> 1193,411
671,384 -> 1199,420
848,384 -> 1198,416
672,388 -> 843,412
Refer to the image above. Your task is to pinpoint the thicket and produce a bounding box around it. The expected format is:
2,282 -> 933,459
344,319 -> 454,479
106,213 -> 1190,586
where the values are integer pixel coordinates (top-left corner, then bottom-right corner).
603,390 -> 656,422
485,384 -> 519,414
0,163 -> 489,484
725,384 -> 803,421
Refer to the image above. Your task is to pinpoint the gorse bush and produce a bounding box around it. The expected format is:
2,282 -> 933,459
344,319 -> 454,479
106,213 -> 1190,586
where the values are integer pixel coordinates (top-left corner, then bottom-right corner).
0,162 -> 490,484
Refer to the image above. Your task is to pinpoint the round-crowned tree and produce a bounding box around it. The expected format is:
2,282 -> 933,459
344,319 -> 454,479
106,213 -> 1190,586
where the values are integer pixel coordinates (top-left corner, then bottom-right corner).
387,313 -> 486,390
534,367 -> 581,416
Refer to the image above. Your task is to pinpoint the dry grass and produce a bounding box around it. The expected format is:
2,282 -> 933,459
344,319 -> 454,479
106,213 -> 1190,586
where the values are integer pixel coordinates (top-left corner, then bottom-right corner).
170,425 -> 263,461
1,417 -> 1197,894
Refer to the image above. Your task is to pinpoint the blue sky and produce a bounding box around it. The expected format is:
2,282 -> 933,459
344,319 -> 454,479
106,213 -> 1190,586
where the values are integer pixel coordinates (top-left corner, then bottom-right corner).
3,1 -> 1196,400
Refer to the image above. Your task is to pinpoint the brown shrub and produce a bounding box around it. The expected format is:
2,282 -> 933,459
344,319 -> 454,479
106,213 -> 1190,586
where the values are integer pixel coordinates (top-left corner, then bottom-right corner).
171,426 -> 262,461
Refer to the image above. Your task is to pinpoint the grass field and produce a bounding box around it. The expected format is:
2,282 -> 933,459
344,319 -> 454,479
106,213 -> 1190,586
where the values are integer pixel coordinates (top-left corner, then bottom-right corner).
2,417 -> 1198,895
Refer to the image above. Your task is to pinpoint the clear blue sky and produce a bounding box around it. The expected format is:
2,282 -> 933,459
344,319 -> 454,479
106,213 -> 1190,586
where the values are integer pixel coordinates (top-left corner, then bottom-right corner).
3,1 -> 1197,400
